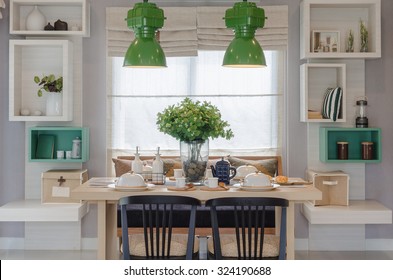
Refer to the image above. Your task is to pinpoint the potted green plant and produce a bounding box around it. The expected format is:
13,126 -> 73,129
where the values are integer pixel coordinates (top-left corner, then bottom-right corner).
34,74 -> 63,97
34,74 -> 63,116
156,97 -> 234,183
360,20 -> 368,52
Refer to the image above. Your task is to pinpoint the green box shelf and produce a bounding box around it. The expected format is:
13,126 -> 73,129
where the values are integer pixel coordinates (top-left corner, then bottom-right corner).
28,126 -> 89,162
319,127 -> 381,163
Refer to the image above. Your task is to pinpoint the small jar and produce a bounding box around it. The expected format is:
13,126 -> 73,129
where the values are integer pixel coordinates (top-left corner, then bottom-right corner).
361,142 -> 374,160
337,141 -> 348,160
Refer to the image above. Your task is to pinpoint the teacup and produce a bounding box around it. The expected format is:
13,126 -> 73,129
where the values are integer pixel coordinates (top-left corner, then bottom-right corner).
173,169 -> 183,178
205,177 -> 218,188
175,177 -> 186,188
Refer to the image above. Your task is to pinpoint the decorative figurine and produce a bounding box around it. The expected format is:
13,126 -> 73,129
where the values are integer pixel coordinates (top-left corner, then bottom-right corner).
54,19 -> 68,31
44,22 -> 55,31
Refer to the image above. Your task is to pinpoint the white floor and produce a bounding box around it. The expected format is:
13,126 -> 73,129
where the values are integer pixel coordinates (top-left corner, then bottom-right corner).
1,249 -> 393,260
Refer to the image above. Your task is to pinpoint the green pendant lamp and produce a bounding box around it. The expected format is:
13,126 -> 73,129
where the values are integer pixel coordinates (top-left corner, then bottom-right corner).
223,0 -> 267,68
123,0 -> 167,68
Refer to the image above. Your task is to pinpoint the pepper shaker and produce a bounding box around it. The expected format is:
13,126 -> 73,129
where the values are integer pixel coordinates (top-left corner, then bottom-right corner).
152,147 -> 164,184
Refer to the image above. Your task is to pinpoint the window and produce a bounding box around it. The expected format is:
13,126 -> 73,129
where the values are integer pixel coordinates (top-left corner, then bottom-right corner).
107,50 -> 285,172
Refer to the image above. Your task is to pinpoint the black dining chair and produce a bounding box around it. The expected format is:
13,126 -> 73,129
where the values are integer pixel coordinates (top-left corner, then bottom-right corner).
119,195 -> 201,260
205,197 -> 288,260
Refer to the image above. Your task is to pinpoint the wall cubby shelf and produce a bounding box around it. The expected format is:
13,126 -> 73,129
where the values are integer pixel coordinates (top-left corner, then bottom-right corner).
10,0 -> 90,37
301,200 -> 392,225
9,39 -> 73,122
300,0 -> 381,60
28,126 -> 89,162
300,63 -> 346,122
319,127 -> 381,163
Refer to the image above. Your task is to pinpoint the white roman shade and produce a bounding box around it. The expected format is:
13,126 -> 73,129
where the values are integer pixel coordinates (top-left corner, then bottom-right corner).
106,5 -> 288,57
106,7 -> 198,57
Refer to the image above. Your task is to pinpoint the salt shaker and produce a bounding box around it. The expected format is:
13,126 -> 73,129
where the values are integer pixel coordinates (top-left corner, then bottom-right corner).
71,137 -> 81,159
152,147 -> 164,184
132,146 -> 143,174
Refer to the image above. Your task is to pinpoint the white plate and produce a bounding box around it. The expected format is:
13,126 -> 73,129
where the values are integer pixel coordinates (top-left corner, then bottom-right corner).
240,184 -> 279,192
108,184 -> 147,192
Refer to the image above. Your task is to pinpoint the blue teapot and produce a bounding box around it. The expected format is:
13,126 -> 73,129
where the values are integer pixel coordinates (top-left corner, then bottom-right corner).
210,157 -> 237,185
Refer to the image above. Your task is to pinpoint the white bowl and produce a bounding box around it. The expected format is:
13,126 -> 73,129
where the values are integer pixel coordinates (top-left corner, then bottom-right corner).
117,172 -> 146,187
236,165 -> 258,179
243,172 -> 271,187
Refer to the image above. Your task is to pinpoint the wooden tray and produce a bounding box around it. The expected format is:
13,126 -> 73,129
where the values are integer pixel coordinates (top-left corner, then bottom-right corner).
200,186 -> 229,191
278,181 -> 313,185
167,186 -> 196,191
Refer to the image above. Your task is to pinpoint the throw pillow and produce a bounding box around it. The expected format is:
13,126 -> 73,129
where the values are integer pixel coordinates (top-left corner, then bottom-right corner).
112,158 -> 132,177
227,156 -> 278,177
322,87 -> 342,121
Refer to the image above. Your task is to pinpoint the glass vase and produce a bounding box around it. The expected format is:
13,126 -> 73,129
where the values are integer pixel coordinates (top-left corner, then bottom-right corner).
180,139 -> 209,184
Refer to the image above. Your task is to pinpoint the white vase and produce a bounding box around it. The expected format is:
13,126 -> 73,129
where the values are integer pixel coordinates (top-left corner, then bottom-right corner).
46,92 -> 62,116
26,5 -> 46,31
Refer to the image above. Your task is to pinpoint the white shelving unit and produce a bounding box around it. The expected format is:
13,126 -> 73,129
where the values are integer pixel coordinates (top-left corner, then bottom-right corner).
2,2 -> 89,251
10,0 -> 90,37
300,63 -> 346,122
299,0 -> 390,251
9,39 -> 73,122
300,0 -> 381,60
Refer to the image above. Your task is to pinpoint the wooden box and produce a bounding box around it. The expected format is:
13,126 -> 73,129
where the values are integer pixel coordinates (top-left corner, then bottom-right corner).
41,169 -> 88,203
307,170 -> 349,206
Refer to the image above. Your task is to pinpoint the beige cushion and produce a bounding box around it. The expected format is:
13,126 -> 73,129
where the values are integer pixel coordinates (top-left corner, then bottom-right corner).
112,158 -> 132,177
121,233 -> 199,257
227,156 -> 278,177
208,234 -> 280,258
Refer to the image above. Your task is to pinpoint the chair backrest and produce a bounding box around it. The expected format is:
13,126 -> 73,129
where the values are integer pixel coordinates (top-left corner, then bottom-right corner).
119,195 -> 201,260
205,197 -> 288,260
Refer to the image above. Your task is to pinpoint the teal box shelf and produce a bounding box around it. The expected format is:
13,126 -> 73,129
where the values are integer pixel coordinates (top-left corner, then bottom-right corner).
29,127 -> 89,162
320,127 -> 381,163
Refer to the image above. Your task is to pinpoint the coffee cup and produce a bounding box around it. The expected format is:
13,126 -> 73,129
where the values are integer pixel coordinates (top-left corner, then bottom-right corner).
173,169 -> 183,178
175,177 -> 186,188
205,177 -> 218,189
57,150 -> 64,159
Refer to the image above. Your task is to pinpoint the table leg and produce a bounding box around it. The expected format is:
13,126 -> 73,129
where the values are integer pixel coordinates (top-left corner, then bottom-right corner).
106,202 -> 119,260
286,201 -> 295,260
96,201 -> 106,260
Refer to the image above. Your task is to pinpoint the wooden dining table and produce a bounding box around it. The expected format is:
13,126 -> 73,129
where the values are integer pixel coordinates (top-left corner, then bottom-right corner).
71,177 -> 322,260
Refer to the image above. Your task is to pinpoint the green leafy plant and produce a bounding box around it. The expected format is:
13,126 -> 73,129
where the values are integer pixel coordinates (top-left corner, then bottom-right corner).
360,20 -> 368,52
156,97 -> 234,142
33,74 -> 63,97
346,29 -> 354,52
